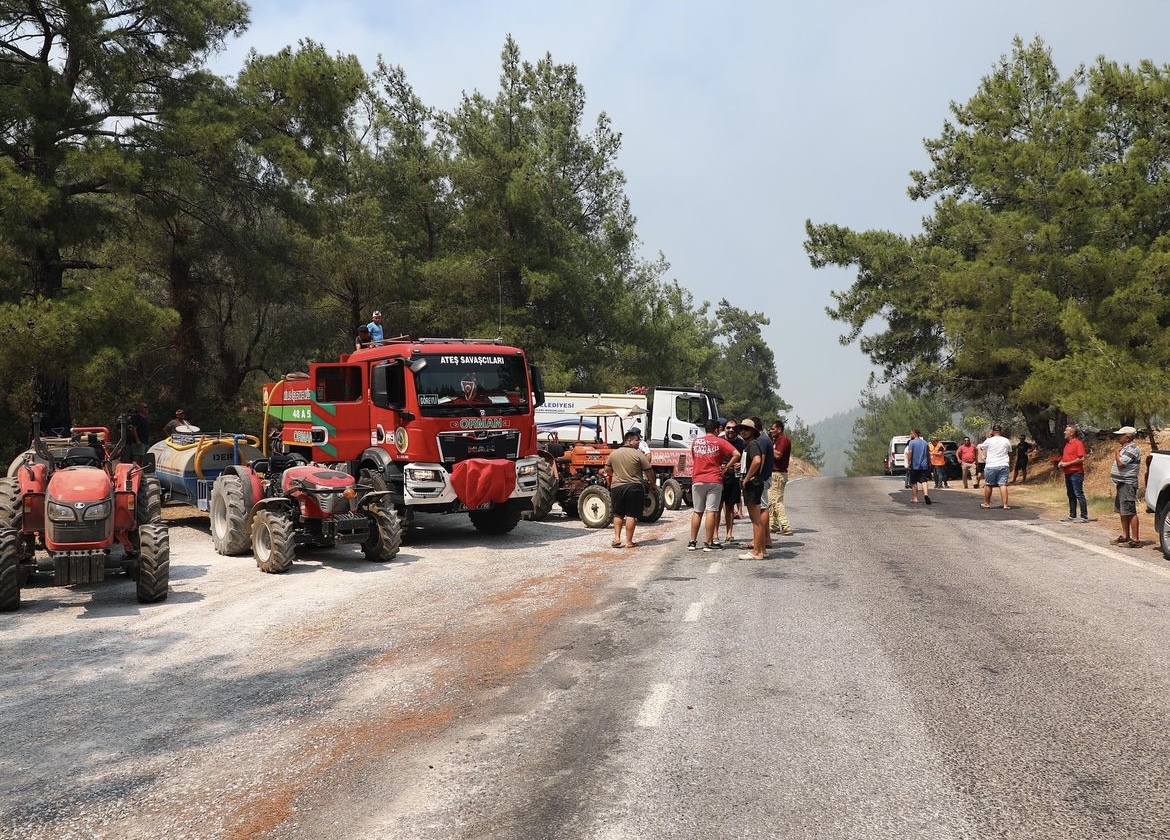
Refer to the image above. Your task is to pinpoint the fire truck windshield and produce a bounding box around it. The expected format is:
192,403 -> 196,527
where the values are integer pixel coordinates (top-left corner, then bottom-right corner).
414,354 -> 530,416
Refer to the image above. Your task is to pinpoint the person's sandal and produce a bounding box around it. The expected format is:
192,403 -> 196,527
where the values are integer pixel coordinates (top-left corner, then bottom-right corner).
1112,535 -> 1128,545
1127,539 -> 1142,548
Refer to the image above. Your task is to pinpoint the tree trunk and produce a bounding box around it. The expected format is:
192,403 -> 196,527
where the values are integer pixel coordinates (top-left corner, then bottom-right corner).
168,230 -> 206,408
1019,403 -> 1066,451
30,244 -> 71,430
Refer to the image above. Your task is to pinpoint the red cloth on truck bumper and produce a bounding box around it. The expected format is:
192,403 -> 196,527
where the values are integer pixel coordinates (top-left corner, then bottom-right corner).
450,458 -> 517,509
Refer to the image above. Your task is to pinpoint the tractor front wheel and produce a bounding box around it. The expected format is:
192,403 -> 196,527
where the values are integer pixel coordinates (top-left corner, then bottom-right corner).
252,510 -> 296,573
135,523 -> 170,603
362,499 -> 402,561
136,476 -> 163,524
577,486 -> 613,529
211,475 -> 251,556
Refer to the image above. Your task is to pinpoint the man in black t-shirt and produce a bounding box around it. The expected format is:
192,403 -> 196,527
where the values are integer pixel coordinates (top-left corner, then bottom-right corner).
1013,436 -> 1033,483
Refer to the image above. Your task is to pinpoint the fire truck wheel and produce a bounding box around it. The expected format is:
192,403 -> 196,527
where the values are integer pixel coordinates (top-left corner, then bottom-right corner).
638,484 -> 665,523
211,475 -> 251,556
0,477 -> 22,531
469,502 -> 522,535
0,528 -> 21,611
136,476 -> 163,524
522,460 -> 557,521
252,510 -> 296,573
661,478 -> 683,511
135,522 -> 170,604
362,499 -> 402,561
577,486 -> 612,529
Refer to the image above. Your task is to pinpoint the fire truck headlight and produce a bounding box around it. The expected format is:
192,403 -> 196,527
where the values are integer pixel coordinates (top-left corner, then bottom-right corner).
406,468 -> 441,483
517,463 -> 537,477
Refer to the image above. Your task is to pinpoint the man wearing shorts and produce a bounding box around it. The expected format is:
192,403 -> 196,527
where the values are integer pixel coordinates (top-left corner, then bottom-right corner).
604,429 -> 655,549
719,419 -> 744,543
686,419 -> 738,551
904,428 -> 932,505
1110,426 -> 1142,547
978,425 -> 1014,509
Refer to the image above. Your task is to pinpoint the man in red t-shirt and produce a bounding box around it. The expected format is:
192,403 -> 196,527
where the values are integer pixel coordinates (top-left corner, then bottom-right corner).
1057,423 -> 1089,522
687,418 -> 739,551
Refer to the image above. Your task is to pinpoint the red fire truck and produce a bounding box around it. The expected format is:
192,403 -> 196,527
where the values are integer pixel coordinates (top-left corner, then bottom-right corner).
263,337 -> 547,535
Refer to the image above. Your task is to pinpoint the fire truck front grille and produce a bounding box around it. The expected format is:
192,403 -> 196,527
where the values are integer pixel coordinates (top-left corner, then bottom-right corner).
437,430 -> 521,463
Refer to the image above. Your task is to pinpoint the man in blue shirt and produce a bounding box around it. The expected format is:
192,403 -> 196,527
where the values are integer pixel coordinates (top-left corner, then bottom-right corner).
367,310 -> 384,344
904,428 -> 932,505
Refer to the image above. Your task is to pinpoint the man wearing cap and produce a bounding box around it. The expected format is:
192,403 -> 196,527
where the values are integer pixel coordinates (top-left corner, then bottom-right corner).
736,418 -> 768,559
978,425 -> 1014,510
604,430 -> 656,549
1110,426 -> 1143,547
367,310 -> 385,344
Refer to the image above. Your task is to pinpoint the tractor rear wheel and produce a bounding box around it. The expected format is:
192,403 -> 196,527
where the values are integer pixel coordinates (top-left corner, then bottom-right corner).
521,459 -> 557,521
661,478 -> 683,511
0,528 -> 21,612
469,502 -> 522,535
136,476 -> 163,524
135,522 -> 170,603
252,510 -> 296,573
577,486 -> 613,529
211,475 -> 251,556
0,477 -> 22,531
361,499 -> 402,561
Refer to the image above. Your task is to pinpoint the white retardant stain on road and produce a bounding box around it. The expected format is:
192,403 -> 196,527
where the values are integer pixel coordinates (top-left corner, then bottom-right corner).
683,601 -> 703,622
706,561 -> 720,574
1030,525 -> 1170,581
635,683 -> 673,728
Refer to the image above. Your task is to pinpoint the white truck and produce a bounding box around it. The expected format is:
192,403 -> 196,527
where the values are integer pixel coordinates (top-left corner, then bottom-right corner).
536,387 -> 722,509
1143,447 -> 1170,559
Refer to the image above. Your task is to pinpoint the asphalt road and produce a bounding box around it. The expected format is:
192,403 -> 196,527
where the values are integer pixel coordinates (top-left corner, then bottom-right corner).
2,477 -> 1169,840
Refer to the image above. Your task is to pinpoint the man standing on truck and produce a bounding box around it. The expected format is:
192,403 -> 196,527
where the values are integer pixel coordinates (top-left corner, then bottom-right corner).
367,310 -> 384,344
604,429 -> 655,549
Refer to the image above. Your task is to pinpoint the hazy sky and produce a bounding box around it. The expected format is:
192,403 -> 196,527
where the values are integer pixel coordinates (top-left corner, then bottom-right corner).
211,1 -> 1170,423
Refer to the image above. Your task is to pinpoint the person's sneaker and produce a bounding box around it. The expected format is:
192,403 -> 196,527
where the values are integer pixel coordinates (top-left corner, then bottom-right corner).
1060,516 -> 1076,522
1079,517 -> 1090,523
686,540 -> 697,551
709,541 -> 722,550
1127,539 -> 1142,548
1112,535 -> 1128,545
780,528 -> 794,536
702,542 -> 717,552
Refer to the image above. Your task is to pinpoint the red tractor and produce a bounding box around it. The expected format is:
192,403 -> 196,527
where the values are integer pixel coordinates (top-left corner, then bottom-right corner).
207,452 -> 402,573
0,414 -> 168,612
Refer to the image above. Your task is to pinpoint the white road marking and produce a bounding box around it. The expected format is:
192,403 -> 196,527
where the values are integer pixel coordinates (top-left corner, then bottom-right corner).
635,682 -> 673,728
706,561 -> 720,574
683,601 -> 703,622
1030,525 -> 1170,581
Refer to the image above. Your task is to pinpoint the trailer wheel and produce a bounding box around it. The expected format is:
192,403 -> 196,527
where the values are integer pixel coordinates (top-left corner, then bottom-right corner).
136,476 -> 163,524
252,510 -> 296,573
638,484 -> 665,523
0,528 -> 21,612
578,486 -> 612,529
661,478 -> 683,511
135,522 -> 170,603
211,475 -> 251,556
522,459 -> 557,521
362,499 -> 402,561
469,502 -> 522,535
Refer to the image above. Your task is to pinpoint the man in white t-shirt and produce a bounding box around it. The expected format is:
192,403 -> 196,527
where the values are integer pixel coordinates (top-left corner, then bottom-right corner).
978,424 -> 1014,510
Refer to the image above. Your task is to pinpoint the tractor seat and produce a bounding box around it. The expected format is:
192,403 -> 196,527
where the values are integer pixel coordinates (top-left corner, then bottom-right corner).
62,446 -> 104,467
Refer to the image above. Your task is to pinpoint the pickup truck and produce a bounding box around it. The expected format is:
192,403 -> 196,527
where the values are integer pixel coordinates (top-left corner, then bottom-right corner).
1143,449 -> 1170,559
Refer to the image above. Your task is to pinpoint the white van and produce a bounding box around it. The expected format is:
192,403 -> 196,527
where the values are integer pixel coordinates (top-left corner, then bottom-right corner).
886,435 -> 911,475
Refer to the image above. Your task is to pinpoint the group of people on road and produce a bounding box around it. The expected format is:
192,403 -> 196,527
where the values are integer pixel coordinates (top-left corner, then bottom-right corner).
601,413 -> 796,562
910,420 -> 1147,550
